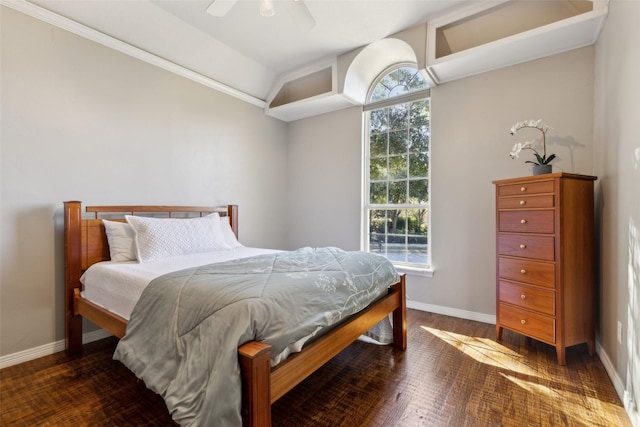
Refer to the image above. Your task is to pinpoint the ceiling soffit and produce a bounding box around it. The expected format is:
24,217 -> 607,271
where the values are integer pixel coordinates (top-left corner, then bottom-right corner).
4,0 -> 609,122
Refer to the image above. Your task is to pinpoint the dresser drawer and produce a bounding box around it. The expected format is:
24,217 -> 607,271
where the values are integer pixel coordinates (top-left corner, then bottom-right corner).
497,195 -> 554,209
498,210 -> 554,234
498,235 -> 555,261
498,281 -> 555,315
499,257 -> 555,288
498,180 -> 554,197
499,303 -> 555,343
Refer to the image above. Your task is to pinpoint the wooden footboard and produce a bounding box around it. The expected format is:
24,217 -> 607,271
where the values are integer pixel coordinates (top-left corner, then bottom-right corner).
238,276 -> 406,427
63,201 -> 407,427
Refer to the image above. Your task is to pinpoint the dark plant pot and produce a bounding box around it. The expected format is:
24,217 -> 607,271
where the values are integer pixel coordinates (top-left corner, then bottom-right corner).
532,164 -> 552,175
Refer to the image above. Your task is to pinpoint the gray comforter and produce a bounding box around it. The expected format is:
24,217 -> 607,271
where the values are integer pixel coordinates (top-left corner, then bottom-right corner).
113,247 -> 399,426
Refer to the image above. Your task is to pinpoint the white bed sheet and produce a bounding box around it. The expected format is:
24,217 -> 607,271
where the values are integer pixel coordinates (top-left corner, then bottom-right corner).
80,247 -> 279,320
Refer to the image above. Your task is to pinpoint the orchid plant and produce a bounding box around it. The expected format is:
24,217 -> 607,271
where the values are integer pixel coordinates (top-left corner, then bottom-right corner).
508,119 -> 555,166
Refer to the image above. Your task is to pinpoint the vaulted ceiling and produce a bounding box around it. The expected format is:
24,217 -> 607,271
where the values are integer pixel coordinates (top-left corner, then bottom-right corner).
8,0 -> 606,122
24,0 -> 468,101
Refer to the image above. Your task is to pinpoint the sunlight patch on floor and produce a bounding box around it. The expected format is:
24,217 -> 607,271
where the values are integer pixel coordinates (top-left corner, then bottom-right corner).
502,373 -> 625,426
420,326 -> 537,376
499,372 -> 561,398
419,325 -> 630,425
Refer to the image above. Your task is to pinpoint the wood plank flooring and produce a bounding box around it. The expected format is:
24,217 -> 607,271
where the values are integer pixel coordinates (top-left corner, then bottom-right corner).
0,309 -> 631,426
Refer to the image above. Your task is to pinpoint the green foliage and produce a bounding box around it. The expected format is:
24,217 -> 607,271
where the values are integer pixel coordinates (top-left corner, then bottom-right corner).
525,153 -> 556,165
367,81 -> 430,262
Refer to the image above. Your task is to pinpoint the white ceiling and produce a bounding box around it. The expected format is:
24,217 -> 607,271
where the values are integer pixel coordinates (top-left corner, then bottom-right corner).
25,0 -> 468,101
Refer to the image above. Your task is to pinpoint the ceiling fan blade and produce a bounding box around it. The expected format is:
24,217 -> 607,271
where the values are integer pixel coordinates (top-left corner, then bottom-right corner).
206,0 -> 238,17
289,0 -> 316,29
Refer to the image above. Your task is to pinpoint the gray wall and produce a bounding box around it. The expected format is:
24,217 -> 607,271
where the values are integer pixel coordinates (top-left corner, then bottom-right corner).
594,0 -> 640,421
2,3 -> 639,421
0,7 -> 288,356
286,47 -> 595,319
286,106 -> 363,251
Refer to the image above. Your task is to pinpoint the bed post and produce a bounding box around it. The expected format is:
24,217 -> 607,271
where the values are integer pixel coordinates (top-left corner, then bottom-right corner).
64,201 -> 83,354
238,341 -> 272,427
392,275 -> 407,351
228,205 -> 239,239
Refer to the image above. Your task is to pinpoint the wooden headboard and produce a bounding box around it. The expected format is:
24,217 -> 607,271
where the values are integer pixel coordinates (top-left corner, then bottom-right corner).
62,201 -> 238,352
63,202 -> 238,270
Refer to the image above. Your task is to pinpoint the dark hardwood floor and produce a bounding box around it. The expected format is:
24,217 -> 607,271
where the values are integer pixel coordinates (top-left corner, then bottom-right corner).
0,309 -> 631,426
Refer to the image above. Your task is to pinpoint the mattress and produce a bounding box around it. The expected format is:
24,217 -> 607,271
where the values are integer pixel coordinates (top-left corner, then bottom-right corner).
80,247 -> 279,320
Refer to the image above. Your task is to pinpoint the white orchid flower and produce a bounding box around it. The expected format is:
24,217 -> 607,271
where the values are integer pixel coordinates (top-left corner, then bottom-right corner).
508,120 -> 555,165
509,142 -> 532,159
510,119 -> 551,135
509,145 -> 520,159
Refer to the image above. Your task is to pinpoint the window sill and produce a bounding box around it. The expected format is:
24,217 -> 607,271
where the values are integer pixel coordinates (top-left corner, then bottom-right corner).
393,264 -> 434,277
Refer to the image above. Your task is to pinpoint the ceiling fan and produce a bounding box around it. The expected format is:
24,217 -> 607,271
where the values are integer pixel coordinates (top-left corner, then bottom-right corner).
206,0 -> 316,28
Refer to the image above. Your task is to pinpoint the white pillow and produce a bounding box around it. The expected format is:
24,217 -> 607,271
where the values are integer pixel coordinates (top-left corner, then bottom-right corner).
103,220 -> 137,262
126,213 -> 230,263
220,216 -> 243,249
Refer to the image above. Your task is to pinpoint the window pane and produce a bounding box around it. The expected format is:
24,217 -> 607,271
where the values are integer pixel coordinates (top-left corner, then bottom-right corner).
388,85 -> 408,97
368,66 -> 429,105
370,157 -> 387,180
407,73 -> 429,91
388,155 -> 407,179
386,209 -> 403,239
370,85 -> 388,103
389,130 -> 408,155
395,209 -> 407,233
406,208 -> 428,235
370,133 -> 387,157
409,179 -> 429,203
388,104 -> 408,130
409,153 -> 428,177
370,209 -> 387,233
367,208 -> 429,264
369,109 -> 388,133
369,209 -> 387,253
410,126 -> 429,152
389,180 -> 407,204
370,182 -> 387,204
410,100 -> 430,126
396,67 -> 416,85
379,73 -> 396,91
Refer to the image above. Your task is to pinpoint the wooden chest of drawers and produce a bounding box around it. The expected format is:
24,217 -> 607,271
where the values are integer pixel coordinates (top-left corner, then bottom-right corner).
493,173 -> 596,364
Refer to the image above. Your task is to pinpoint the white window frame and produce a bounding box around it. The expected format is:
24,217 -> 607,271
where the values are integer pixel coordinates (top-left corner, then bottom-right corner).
361,65 -> 433,276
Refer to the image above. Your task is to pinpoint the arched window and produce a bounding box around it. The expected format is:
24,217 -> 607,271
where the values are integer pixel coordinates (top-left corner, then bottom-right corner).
363,65 -> 431,270
369,66 -> 429,102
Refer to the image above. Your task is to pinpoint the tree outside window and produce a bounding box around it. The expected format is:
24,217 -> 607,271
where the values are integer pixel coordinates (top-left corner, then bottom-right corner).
364,66 -> 430,267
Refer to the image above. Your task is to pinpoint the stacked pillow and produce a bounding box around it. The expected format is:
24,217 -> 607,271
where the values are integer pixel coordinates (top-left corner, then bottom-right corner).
103,213 -> 242,263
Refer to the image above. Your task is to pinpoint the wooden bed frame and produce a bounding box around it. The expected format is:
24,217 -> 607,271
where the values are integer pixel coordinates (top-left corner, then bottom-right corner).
63,201 -> 407,427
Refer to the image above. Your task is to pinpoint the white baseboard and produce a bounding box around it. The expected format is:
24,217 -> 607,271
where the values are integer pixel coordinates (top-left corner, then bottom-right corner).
596,342 -> 640,427
596,341 -> 626,404
0,329 -> 112,370
407,299 -> 497,324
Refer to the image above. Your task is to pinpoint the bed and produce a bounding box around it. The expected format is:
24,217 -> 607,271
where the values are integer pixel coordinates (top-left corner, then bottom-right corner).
63,201 -> 406,427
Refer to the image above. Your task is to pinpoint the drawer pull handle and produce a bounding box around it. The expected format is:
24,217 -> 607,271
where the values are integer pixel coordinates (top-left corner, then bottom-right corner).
520,294 -> 526,300
520,269 -> 527,274
521,319 -> 527,325
520,244 -> 527,249
520,187 -> 526,192
519,200 -> 526,205
520,219 -> 527,224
